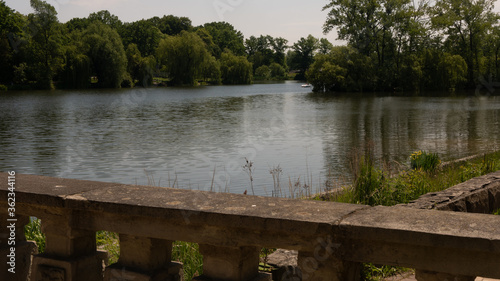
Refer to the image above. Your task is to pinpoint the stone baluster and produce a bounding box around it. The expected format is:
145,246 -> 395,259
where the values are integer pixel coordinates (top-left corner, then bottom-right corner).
0,213 -> 38,281
194,244 -> 271,281
31,211 -> 107,281
415,270 -> 476,281
104,234 -> 182,281
297,235 -> 361,281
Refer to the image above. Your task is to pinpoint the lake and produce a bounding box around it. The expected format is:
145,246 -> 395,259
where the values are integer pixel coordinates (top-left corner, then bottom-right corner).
1,81 -> 500,197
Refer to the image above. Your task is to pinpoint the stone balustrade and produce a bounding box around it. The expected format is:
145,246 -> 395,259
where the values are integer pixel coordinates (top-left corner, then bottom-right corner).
1,172 -> 500,281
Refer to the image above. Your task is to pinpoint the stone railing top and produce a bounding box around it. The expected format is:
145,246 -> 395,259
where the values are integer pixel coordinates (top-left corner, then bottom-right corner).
0,173 -> 363,221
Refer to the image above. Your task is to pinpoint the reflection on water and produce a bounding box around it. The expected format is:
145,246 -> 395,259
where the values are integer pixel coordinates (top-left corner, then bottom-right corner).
1,82 -> 499,196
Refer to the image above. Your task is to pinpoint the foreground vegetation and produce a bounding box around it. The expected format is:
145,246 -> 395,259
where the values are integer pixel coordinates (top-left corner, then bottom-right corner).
316,148 -> 500,280
24,149 -> 500,280
326,149 -> 500,207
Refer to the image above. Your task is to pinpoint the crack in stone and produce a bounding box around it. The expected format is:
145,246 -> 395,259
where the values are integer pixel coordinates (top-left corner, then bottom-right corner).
332,205 -> 372,226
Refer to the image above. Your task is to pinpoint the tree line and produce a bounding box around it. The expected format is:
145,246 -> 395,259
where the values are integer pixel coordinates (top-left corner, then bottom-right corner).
308,0 -> 500,93
0,0 -> 326,90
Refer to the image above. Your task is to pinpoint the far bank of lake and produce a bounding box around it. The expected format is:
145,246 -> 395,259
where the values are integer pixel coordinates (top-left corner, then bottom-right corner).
1,81 -> 499,196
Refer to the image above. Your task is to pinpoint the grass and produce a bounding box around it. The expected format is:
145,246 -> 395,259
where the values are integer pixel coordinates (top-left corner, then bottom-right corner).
326,150 -> 500,207
172,241 -> 203,279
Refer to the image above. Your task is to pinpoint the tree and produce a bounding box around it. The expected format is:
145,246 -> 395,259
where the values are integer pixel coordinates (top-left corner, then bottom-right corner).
120,20 -> 162,57
270,37 -> 289,67
292,35 -> 319,79
65,17 -> 90,32
306,46 -> 376,92
0,1 -> 24,85
483,26 -> 500,80
195,28 -> 218,57
27,0 -> 63,89
323,0 -> 380,56
149,15 -> 192,35
430,0 -> 499,86
126,43 -> 142,83
306,53 -> 347,92
246,35 -> 275,71
60,43 -> 91,89
156,31 -> 213,86
220,51 -> 253,84
83,22 -> 127,88
201,55 -> 221,85
88,10 -> 122,30
269,62 -> 287,80
318,38 -> 334,54
137,55 -> 156,87
323,0 -> 427,65
203,22 -> 245,57
439,53 -> 468,91
255,65 -> 271,80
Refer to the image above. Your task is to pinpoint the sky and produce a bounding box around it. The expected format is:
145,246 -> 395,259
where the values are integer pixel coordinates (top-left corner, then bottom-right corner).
3,0 -> 344,45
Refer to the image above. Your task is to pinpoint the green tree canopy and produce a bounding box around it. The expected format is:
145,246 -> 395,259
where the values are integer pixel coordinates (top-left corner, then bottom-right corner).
269,62 -> 287,80
307,46 -> 376,92
156,31 -> 214,86
83,22 -> 127,88
318,38 -> 334,54
430,0 -> 499,86
59,42 -> 91,89
220,51 -> 253,84
271,37 -> 289,67
306,53 -> 347,92
149,15 -> 192,35
291,35 -> 319,78
88,10 -> 122,30
246,35 -> 275,72
27,0 -> 63,89
0,1 -> 24,84
203,22 -> 245,57
120,20 -> 162,57
65,17 -> 90,32
255,65 -> 271,80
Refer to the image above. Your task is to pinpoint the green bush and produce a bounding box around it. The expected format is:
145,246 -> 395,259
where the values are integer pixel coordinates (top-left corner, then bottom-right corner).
0,84 -> 7,91
24,218 -> 45,253
269,63 -> 287,80
410,151 -> 441,172
254,65 -> 271,80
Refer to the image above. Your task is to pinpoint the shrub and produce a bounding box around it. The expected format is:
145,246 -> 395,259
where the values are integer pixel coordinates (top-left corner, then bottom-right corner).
24,218 -> 45,253
410,151 -> 441,172
269,63 -> 287,80
0,84 -> 7,91
254,65 -> 271,80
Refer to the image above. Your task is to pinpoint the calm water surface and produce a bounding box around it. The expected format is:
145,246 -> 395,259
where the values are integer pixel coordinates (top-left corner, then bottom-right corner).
1,81 -> 500,196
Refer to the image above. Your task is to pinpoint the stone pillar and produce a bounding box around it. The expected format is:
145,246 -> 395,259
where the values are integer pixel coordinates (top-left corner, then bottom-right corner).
0,214 -> 38,281
104,234 -> 182,281
195,244 -> 271,281
297,236 -> 361,281
415,270 -> 476,281
31,211 -> 106,281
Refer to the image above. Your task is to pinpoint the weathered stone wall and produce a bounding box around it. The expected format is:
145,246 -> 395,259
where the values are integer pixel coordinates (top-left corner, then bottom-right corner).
1,172 -> 500,281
